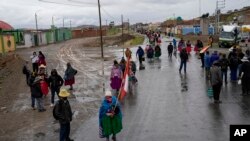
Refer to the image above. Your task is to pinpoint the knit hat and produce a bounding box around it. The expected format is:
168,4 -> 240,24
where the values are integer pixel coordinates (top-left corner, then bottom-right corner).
59,89 -> 70,97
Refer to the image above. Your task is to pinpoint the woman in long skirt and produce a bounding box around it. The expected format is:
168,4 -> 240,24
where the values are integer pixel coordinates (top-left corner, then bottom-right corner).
110,60 -> 123,95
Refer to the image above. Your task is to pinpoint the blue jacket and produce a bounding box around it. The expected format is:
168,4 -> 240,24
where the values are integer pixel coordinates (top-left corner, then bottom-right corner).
210,53 -> 220,65
136,48 -> 144,57
204,54 -> 211,68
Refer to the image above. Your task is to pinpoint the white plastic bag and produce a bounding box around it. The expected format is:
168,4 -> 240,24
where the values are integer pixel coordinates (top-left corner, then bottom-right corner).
238,79 -> 242,85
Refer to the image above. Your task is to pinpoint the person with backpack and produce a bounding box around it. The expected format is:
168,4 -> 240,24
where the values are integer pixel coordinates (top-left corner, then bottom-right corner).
219,54 -> 229,84
110,60 -> 123,96
53,89 -> 73,141
179,48 -> 189,74
210,61 -> 222,104
167,42 -> 174,58
48,69 -> 64,107
30,76 -> 46,112
229,53 -> 239,82
99,91 -> 122,141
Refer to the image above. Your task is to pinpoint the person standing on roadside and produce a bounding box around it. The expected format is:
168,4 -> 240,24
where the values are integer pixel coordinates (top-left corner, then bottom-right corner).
64,63 -> 77,90
239,57 -> 250,95
23,61 -> 31,85
168,42 -> 174,58
54,89 -> 74,141
30,52 -> 39,73
219,54 -> 229,84
48,69 -> 64,107
30,76 -> 46,112
179,48 -> 188,74
210,61 -> 222,104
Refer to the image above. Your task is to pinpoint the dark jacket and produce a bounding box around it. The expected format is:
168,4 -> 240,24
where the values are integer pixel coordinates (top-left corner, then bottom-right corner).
48,75 -> 64,89
180,51 -> 188,61
54,99 -> 73,124
219,58 -> 229,71
29,78 -> 43,98
136,48 -> 144,57
168,44 -> 174,52
240,61 -> 250,78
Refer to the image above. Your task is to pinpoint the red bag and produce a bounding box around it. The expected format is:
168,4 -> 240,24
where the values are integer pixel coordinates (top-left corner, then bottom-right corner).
40,81 -> 49,96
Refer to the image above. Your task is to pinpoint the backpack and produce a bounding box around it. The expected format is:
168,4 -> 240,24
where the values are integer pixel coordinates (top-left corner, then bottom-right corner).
53,101 -> 61,120
220,59 -> 228,70
230,57 -> 238,68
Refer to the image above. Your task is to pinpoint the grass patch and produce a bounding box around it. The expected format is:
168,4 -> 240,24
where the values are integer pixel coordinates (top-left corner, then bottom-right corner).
107,27 -> 121,36
130,35 -> 144,46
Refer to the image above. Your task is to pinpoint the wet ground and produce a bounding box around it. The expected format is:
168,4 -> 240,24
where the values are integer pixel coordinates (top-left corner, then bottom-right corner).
73,37 -> 250,141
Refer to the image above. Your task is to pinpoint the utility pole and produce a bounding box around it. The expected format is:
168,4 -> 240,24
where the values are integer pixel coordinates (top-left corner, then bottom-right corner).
216,0 -> 225,34
63,18 -> 65,28
70,20 -> 72,29
128,18 -> 130,34
35,13 -> 39,46
52,16 -> 54,26
98,0 -> 104,59
199,0 -> 201,17
173,13 -> 176,35
121,14 -> 124,57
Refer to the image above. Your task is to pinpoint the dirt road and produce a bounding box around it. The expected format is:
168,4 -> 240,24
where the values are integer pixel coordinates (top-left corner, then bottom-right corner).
0,36 -> 128,141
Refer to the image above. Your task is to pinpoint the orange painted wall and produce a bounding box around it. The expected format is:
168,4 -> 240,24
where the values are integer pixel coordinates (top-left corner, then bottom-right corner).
3,35 -> 15,52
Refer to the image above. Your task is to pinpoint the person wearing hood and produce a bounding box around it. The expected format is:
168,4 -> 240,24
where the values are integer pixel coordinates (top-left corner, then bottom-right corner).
210,51 -> 220,65
99,91 -> 122,141
64,63 -> 77,90
38,51 -> 46,66
30,76 -> 46,112
48,69 -> 64,107
210,61 -> 222,104
239,57 -> 250,95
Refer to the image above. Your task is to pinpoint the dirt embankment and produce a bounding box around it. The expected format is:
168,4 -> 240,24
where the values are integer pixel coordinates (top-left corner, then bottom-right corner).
81,34 -> 135,47
0,54 -> 26,109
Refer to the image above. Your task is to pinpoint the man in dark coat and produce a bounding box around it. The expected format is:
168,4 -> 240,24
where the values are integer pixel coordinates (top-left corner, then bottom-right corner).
239,57 -> 250,95
54,89 -> 73,141
168,43 -> 174,58
48,69 -> 64,107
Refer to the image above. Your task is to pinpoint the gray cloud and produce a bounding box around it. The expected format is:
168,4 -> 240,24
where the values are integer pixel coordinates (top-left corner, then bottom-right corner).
0,0 -> 249,29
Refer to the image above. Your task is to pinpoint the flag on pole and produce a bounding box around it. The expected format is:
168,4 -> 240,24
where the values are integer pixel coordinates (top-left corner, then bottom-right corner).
119,58 -> 130,101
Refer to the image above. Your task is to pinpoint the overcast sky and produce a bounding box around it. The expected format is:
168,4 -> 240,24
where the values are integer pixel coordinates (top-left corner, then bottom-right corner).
0,0 -> 249,29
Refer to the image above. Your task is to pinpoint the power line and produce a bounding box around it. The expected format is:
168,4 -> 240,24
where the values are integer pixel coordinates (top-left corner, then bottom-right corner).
38,0 -> 96,7
68,0 -> 97,6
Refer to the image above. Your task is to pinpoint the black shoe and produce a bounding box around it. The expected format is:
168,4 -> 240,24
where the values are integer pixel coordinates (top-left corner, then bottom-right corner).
39,109 -> 46,112
66,138 -> 74,141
